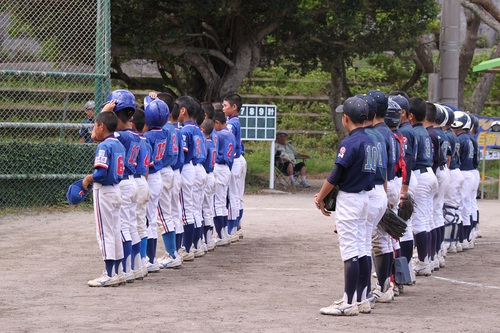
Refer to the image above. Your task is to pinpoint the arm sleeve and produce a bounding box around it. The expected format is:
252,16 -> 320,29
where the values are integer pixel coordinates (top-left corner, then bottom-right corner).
326,163 -> 344,186
92,167 -> 108,184
403,153 -> 413,186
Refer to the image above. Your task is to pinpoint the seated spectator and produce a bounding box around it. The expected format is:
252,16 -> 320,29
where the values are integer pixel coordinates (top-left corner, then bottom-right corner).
79,100 -> 95,143
275,130 -> 311,187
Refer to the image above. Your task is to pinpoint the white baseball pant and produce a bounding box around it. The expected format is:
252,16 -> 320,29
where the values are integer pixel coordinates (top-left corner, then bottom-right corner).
335,190 -> 369,262
93,183 -> 123,260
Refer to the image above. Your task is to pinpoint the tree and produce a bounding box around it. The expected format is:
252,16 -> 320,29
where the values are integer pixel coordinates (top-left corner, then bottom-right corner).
461,0 -> 500,114
110,0 -> 298,101
274,0 -> 439,138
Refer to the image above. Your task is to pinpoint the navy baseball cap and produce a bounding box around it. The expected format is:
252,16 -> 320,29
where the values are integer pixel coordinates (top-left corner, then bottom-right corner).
367,90 -> 388,114
66,179 -> 91,205
389,95 -> 409,112
355,94 -> 377,120
336,97 -> 369,122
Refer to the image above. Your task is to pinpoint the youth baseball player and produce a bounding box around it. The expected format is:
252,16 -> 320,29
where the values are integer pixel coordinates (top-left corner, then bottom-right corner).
392,92 -> 419,282
131,107 -> 151,279
200,118 -> 217,251
408,97 -> 438,277
223,94 -> 245,241
143,97 -> 169,272
83,111 -> 126,287
178,96 -> 204,260
102,90 -> 141,283
315,96 -> 374,316
452,111 -> 475,251
355,93 -> 389,306
212,110 -> 235,246
442,108 -> 463,253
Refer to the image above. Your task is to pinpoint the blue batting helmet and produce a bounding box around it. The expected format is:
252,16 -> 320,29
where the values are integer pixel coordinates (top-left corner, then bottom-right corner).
107,89 -> 136,112
144,96 -> 169,128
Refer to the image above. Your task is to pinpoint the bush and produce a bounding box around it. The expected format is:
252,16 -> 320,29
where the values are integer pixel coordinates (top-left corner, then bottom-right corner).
0,142 -> 95,207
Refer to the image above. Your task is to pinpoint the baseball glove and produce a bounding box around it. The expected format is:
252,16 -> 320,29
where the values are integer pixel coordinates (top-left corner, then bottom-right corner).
398,192 -> 415,221
323,185 -> 339,212
379,208 -> 407,239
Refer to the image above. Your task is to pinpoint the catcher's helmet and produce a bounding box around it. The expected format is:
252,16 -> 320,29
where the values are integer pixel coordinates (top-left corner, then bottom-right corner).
66,179 -> 91,205
451,111 -> 471,130
144,96 -> 169,128
384,98 -> 402,127
107,89 -> 136,112
390,94 -> 409,112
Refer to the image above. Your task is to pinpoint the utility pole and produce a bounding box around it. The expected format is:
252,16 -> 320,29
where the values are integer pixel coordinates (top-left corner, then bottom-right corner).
439,0 -> 461,107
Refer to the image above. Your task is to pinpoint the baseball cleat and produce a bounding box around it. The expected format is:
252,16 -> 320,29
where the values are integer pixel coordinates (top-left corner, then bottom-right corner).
133,268 -> 144,280
357,300 -> 371,314
182,250 -> 195,261
371,288 -> 394,303
125,271 -> 135,283
88,272 -> 119,287
413,260 -> 431,277
146,260 -> 161,273
159,254 -> 182,269
194,247 -> 205,258
320,300 -> 359,316
206,241 -> 216,252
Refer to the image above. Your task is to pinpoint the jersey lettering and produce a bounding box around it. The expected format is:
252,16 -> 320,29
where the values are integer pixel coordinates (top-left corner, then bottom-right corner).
468,141 -> 474,159
376,142 -> 383,167
363,145 -> 377,172
172,133 -> 178,153
195,136 -> 201,157
424,138 -> 431,158
211,149 -> 217,166
227,143 -> 234,159
155,141 -> 167,161
128,145 -> 140,166
117,155 -> 124,176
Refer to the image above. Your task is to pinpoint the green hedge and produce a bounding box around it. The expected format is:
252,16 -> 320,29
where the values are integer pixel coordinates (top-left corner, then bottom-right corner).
0,143 -> 96,207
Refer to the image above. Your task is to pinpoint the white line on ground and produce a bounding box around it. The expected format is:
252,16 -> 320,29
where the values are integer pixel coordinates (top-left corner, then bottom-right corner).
474,241 -> 500,245
245,207 -> 316,211
430,275 -> 500,290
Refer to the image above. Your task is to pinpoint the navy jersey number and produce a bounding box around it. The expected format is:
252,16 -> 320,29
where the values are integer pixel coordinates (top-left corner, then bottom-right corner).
363,144 -> 377,172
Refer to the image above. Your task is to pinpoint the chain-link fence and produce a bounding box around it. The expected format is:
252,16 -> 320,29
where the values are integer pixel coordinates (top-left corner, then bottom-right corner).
0,0 -> 110,208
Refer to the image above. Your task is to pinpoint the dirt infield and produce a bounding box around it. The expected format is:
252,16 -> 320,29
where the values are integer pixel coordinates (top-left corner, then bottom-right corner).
1,186 -> 500,332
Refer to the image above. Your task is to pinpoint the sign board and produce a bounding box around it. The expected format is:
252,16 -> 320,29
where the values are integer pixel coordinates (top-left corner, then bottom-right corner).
239,104 -> 277,141
474,114 -> 500,149
479,149 -> 500,161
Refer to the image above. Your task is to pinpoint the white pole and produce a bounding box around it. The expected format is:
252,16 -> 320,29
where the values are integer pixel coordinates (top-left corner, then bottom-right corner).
270,140 -> 275,189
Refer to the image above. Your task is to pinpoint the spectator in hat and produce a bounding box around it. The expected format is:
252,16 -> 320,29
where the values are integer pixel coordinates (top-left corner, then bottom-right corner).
79,100 -> 95,143
275,130 -> 311,187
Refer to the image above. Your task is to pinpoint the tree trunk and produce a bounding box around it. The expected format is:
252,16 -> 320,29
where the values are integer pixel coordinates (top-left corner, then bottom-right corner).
219,41 -> 257,100
467,41 -> 500,114
401,63 -> 424,92
328,57 -> 348,141
458,8 -> 481,109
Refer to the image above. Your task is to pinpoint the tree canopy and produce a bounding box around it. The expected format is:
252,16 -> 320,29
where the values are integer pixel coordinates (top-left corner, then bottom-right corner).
110,0 -> 300,101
